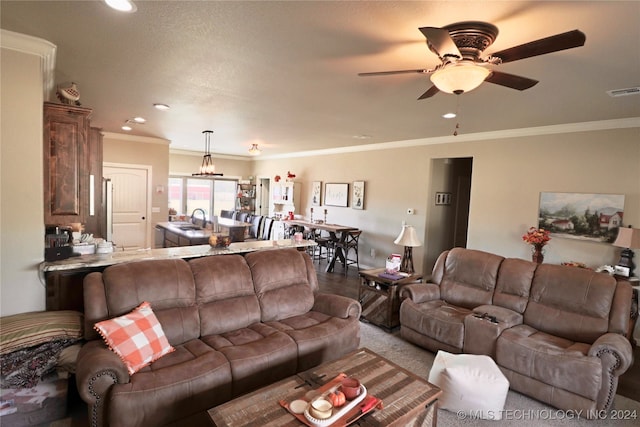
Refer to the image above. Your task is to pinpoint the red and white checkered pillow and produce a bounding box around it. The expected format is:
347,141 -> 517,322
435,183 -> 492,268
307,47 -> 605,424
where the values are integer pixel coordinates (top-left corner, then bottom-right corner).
94,301 -> 174,375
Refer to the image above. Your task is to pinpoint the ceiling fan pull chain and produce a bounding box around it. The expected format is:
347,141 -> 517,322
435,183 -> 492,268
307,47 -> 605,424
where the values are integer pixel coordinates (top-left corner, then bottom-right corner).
453,95 -> 461,136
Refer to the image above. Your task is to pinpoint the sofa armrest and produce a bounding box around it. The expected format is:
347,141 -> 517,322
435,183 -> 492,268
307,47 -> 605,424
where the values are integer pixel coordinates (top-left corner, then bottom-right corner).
588,332 -> 633,375
400,283 -> 440,304
76,340 -> 129,419
313,293 -> 361,319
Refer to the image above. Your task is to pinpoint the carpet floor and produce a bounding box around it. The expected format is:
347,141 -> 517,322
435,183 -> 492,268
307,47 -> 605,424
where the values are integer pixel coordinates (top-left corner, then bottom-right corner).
359,321 -> 640,427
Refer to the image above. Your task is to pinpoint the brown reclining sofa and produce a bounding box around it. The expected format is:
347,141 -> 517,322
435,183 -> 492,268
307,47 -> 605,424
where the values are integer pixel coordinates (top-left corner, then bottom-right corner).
75,248 -> 361,427
400,247 -> 633,418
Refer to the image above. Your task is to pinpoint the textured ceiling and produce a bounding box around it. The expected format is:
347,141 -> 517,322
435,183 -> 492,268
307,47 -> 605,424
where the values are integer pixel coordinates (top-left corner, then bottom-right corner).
2,1 -> 639,157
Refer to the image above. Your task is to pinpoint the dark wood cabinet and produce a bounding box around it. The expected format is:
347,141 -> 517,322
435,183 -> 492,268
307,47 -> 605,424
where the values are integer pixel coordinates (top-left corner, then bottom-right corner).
43,102 -> 103,235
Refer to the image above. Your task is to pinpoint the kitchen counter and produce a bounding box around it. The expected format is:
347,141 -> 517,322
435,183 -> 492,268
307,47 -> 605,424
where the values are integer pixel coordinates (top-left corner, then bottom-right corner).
42,239 -> 316,272
157,220 -> 253,247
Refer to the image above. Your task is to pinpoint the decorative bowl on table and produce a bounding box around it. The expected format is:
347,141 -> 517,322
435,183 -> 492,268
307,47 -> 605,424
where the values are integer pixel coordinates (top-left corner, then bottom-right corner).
209,233 -> 231,248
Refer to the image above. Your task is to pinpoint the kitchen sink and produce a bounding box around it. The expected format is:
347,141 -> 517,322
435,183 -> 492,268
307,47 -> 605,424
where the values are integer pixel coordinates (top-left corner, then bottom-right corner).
177,224 -> 202,231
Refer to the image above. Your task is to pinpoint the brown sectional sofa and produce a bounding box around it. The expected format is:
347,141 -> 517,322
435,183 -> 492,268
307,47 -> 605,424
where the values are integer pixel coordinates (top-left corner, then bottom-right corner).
76,248 -> 361,427
400,247 -> 634,417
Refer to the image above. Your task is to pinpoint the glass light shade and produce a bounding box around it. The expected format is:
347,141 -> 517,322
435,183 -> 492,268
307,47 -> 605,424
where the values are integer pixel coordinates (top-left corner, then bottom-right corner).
613,227 -> 640,249
430,63 -> 491,94
105,0 -> 137,13
248,144 -> 261,155
394,225 -> 422,247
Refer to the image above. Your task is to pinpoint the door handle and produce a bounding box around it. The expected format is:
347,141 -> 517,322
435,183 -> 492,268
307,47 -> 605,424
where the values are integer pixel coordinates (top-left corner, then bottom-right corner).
142,216 -> 146,220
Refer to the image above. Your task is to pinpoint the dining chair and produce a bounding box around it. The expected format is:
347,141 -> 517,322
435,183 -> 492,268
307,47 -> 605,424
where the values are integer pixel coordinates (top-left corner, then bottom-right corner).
247,215 -> 263,240
314,230 -> 335,264
335,230 -> 361,275
237,211 -> 249,223
261,217 -> 274,240
220,210 -> 234,219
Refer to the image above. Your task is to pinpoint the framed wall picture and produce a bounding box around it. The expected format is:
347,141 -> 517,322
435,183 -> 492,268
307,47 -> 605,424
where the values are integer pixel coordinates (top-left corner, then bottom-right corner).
324,183 -> 349,207
312,181 -> 321,206
352,181 -> 364,210
538,192 -> 625,243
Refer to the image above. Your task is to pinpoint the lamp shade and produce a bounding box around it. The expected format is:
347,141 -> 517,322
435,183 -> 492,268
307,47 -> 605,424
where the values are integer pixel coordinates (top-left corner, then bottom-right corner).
430,63 -> 491,94
613,227 -> 640,249
394,225 -> 422,247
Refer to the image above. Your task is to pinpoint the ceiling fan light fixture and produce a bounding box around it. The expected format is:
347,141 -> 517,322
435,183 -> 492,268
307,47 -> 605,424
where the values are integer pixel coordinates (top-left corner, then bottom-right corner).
104,0 -> 137,13
430,63 -> 491,94
248,144 -> 261,156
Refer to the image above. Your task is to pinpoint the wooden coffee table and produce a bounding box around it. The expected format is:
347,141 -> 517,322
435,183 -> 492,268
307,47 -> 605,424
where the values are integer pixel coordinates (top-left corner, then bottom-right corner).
207,348 -> 441,427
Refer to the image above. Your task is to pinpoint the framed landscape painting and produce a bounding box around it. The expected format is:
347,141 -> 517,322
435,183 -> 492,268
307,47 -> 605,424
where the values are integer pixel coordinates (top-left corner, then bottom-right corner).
325,183 -> 349,207
538,192 -> 625,243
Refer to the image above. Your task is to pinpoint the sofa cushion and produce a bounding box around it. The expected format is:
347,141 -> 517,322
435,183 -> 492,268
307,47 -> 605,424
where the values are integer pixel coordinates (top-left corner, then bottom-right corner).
201,324 -> 297,396
524,264 -> 617,343
496,324 -> 601,401
246,249 -> 316,322
190,254 -> 262,335
493,258 -> 536,313
266,310 -> 361,371
94,302 -> 175,375
439,248 -> 504,309
96,259 -> 199,346
108,339 -> 232,427
400,299 -> 470,352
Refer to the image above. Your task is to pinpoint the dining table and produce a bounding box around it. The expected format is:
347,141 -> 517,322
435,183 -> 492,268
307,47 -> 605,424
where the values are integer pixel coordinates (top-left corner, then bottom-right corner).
283,219 -> 358,273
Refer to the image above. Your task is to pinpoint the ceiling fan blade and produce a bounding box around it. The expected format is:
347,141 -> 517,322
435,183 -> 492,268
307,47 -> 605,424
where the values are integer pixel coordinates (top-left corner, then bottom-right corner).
358,69 -> 429,77
491,29 -> 586,64
418,85 -> 440,100
419,27 -> 462,60
485,70 -> 539,90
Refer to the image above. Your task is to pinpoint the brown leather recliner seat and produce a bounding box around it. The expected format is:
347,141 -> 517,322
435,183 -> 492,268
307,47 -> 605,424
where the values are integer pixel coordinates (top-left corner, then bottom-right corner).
400,247 -> 633,417
76,249 -> 361,427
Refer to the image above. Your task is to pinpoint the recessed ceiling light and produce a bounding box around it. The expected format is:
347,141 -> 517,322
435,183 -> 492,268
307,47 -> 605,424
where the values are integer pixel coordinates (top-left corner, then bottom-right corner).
122,125 -> 132,131
153,103 -> 170,110
443,113 -> 457,119
133,117 -> 146,123
104,0 -> 137,13
352,134 -> 372,140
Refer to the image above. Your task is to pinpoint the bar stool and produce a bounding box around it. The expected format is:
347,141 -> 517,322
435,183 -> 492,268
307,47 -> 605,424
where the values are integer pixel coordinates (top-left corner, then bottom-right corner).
336,230 -> 361,275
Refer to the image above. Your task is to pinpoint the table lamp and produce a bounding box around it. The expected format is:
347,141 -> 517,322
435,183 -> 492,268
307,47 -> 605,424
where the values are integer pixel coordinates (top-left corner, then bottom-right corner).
612,226 -> 640,277
394,225 -> 422,274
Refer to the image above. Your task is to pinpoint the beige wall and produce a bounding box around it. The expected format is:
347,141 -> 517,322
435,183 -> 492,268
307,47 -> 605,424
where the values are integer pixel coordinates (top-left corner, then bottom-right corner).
1,40 -> 48,316
251,128 -> 640,274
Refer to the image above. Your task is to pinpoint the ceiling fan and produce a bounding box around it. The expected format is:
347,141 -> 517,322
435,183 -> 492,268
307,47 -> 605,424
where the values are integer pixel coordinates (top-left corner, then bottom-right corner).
358,21 -> 586,99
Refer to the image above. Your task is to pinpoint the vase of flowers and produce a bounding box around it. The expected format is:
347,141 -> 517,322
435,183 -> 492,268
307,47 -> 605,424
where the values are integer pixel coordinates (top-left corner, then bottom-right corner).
522,227 -> 551,264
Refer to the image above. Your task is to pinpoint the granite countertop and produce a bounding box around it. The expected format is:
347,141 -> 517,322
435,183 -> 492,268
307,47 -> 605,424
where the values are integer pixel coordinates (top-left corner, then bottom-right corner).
156,221 -> 211,240
42,239 -> 317,272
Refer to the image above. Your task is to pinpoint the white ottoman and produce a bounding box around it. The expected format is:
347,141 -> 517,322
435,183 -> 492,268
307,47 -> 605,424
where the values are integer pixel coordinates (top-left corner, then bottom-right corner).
428,350 -> 509,420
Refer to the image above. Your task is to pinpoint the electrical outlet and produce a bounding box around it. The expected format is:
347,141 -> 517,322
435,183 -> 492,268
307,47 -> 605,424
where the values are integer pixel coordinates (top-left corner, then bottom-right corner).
407,208 -> 414,215
370,248 -> 376,258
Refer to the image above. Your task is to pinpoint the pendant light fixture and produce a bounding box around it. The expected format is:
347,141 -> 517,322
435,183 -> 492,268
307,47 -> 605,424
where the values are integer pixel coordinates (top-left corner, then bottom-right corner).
193,130 -> 223,176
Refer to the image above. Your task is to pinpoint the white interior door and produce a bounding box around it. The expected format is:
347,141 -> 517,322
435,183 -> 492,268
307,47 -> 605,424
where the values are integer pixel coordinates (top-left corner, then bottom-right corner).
104,164 -> 150,250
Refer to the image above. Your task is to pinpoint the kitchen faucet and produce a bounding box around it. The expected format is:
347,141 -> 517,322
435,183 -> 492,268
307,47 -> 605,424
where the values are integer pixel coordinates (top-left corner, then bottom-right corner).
191,208 -> 208,228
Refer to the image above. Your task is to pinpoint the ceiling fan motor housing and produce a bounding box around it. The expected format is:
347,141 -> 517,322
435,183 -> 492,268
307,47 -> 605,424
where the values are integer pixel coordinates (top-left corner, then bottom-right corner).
442,21 -> 499,61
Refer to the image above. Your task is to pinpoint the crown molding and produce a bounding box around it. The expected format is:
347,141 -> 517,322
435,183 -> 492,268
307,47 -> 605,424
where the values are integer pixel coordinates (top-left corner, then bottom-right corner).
258,117 -> 640,160
102,132 -> 170,145
170,148 -> 250,162
1,29 -> 56,101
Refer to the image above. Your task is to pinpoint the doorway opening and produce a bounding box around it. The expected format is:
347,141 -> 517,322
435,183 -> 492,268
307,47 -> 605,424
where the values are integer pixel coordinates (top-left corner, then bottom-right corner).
424,157 -> 473,271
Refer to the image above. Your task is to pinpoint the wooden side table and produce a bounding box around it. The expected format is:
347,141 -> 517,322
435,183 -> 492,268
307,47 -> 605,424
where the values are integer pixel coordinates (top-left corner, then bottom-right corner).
358,268 -> 422,331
